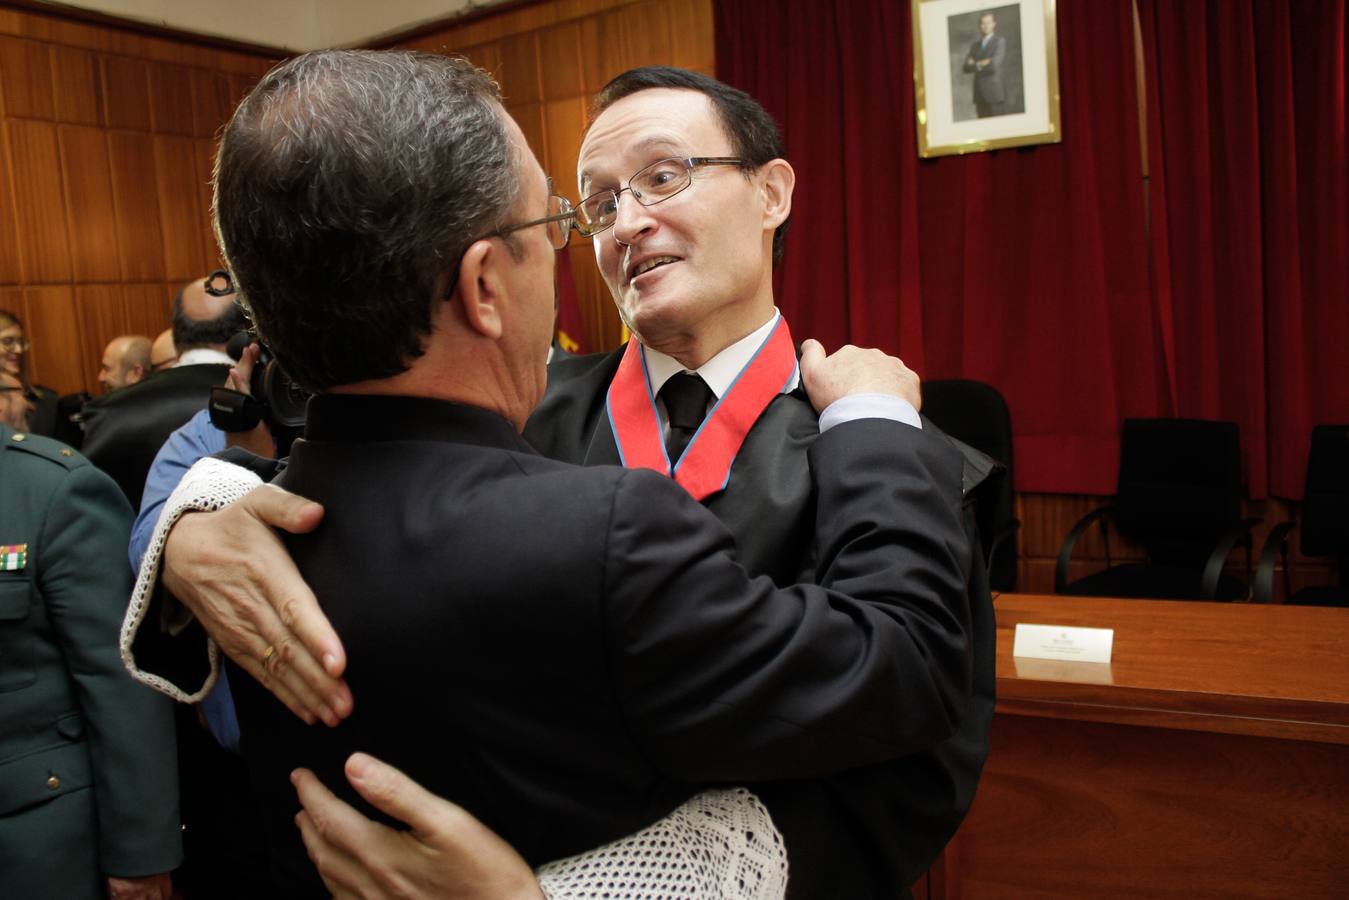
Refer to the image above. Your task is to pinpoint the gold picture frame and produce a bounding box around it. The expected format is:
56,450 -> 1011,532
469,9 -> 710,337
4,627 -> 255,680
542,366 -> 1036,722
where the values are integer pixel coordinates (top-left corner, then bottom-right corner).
912,0 -> 1062,157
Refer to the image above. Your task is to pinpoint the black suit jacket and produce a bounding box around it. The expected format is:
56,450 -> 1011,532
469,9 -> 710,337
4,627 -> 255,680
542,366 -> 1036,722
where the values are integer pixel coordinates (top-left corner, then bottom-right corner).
79,363 -> 229,508
228,393 -> 974,897
524,348 -> 997,898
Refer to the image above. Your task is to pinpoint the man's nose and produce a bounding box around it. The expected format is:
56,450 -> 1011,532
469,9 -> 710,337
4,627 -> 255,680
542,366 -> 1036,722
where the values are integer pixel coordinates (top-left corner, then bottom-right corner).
611,190 -> 657,246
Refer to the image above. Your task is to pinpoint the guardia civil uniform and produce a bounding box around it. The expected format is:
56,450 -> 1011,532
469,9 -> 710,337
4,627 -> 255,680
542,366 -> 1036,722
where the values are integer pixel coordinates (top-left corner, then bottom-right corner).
0,424 -> 182,897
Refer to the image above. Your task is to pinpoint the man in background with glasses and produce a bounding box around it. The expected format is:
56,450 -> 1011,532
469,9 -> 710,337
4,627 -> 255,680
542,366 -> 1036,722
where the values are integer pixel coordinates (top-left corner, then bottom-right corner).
123,52 -> 978,898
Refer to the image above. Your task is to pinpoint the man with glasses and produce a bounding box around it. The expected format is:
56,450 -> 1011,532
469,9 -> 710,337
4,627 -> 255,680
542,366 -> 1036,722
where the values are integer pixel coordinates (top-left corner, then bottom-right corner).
123,51 -> 975,898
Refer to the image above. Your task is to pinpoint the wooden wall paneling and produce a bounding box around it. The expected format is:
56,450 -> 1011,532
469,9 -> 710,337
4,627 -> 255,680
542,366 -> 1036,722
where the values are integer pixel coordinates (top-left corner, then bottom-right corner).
0,126 -> 22,282
0,34 -> 55,119
569,242 -> 621,351
74,283 -> 128,384
57,125 -> 122,281
509,102 -> 547,174
460,42 -> 504,82
21,284 -> 83,393
225,71 -> 258,115
7,119 -> 72,282
122,282 -> 171,339
574,16 -> 608,94
49,43 -> 104,125
667,0 -> 714,72
152,134 -> 208,280
147,61 -> 195,135
189,68 -> 229,138
101,54 -> 152,130
496,33 -> 542,106
590,2 -> 674,91
536,21 -> 586,102
106,130 -> 166,282
193,137 -> 221,268
542,96 -> 586,200
12,9 -> 107,53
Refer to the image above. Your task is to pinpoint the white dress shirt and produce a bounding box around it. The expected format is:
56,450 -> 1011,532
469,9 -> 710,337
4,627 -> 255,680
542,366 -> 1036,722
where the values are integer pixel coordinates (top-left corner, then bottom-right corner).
640,310 -> 921,434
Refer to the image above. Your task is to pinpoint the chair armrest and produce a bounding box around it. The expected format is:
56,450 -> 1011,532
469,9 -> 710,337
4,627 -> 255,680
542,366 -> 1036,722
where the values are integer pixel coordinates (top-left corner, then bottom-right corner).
1055,506 -> 1116,595
1201,517 -> 1263,599
1253,521 -> 1297,604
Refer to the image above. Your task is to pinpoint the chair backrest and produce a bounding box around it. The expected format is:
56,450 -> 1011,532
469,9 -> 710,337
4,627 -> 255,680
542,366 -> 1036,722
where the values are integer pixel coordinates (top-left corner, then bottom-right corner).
1301,424 -> 1349,562
922,379 -> 1016,590
1114,418 -> 1243,566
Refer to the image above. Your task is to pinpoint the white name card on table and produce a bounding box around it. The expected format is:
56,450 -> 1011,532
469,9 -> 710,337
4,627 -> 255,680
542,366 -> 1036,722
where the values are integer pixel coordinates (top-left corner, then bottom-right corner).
1013,623 -> 1114,664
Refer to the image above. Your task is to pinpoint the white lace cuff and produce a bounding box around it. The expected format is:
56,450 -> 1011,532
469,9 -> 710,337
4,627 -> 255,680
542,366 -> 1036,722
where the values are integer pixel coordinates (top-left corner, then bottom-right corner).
536,788 -> 787,899
119,456 -> 264,702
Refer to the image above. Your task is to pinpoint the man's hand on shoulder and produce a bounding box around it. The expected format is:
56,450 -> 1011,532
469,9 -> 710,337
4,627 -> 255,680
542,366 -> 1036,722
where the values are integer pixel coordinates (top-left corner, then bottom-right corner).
799,338 -> 921,414
161,484 -> 351,725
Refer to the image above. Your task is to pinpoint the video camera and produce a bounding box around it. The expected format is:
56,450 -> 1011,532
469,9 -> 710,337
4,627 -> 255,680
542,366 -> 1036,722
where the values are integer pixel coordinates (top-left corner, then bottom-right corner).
202,269 -> 310,453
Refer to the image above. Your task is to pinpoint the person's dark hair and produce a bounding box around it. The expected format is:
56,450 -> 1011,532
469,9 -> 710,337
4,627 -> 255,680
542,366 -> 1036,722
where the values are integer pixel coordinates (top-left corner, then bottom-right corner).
213,50 -> 520,392
591,66 -> 790,265
171,288 -> 247,350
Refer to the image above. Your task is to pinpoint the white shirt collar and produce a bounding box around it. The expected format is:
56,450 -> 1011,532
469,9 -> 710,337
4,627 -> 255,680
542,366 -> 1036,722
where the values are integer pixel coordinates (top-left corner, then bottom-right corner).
176,348 -> 234,367
641,309 -> 797,400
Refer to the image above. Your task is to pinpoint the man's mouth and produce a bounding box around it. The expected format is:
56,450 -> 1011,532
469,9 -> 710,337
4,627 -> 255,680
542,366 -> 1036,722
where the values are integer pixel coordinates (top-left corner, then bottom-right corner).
628,256 -> 680,283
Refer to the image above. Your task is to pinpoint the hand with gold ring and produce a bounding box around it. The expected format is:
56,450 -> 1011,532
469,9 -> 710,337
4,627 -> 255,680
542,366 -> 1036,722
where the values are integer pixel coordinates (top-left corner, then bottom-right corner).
161,485 -> 351,726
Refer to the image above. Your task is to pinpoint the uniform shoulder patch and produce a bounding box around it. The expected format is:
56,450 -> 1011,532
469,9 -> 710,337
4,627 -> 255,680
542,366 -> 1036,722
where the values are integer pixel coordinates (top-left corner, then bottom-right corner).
2,430 -> 89,471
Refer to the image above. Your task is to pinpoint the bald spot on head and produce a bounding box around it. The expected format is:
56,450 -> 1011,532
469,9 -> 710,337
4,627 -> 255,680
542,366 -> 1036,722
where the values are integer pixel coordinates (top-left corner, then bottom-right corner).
180,279 -> 236,326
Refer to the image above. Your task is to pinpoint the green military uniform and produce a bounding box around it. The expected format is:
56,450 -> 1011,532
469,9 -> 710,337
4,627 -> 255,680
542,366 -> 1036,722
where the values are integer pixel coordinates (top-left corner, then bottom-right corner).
0,424 -> 182,898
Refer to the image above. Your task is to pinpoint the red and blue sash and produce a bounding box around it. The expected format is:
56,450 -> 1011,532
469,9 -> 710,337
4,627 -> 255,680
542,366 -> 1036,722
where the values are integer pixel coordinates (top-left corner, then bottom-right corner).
605,318 -> 798,501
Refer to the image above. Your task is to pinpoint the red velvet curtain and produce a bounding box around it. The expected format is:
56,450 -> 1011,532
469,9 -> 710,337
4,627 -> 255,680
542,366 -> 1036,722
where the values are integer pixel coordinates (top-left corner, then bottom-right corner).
715,0 -> 1349,497
1139,0 -> 1348,498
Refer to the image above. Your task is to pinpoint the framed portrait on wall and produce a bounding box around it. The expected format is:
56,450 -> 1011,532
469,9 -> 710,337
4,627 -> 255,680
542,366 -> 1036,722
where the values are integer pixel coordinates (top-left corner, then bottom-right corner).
911,0 -> 1061,157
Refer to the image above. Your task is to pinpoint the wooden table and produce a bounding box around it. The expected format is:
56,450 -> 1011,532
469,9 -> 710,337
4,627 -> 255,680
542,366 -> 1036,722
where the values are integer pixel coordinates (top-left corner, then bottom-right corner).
924,594 -> 1349,899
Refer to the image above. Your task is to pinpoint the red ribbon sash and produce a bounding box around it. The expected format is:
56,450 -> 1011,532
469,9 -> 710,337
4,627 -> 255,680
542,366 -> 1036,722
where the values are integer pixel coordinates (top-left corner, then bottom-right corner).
606,318 -> 798,501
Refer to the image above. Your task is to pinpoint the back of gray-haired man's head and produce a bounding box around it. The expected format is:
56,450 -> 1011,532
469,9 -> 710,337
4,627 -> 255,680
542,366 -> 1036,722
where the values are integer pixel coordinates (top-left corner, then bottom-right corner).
213,50 -> 520,392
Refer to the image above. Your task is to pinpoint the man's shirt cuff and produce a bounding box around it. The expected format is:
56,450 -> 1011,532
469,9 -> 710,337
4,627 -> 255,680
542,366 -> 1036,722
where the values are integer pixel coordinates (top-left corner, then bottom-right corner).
818,394 -> 922,432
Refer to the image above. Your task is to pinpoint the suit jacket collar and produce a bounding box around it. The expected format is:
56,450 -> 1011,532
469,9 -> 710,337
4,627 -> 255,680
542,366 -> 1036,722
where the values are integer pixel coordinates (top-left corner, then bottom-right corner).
303,394 -> 535,454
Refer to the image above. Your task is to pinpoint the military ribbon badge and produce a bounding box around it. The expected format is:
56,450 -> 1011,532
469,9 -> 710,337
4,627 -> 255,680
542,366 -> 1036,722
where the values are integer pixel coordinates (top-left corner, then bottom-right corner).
0,544 -> 26,571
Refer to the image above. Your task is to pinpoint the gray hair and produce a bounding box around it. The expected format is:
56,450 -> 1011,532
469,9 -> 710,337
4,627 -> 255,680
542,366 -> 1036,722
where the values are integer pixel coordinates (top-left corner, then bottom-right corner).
213,50 -> 520,391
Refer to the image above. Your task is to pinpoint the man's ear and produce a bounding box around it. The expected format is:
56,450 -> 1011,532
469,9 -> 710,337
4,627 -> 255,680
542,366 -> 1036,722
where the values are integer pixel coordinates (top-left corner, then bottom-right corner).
758,159 -> 795,230
454,239 -> 504,340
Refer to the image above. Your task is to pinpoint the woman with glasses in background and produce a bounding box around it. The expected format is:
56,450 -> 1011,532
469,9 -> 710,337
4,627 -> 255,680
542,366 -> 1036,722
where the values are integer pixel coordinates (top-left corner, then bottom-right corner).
0,310 -> 59,437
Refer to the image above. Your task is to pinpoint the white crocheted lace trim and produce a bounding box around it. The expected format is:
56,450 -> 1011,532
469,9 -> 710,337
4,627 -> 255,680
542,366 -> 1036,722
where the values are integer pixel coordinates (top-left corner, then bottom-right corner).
115,459 -> 790,898
119,456 -> 263,702
537,788 -> 787,899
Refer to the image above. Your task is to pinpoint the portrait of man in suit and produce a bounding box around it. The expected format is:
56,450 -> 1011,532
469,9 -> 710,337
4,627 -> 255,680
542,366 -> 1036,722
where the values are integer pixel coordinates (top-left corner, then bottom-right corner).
951,5 -> 1026,121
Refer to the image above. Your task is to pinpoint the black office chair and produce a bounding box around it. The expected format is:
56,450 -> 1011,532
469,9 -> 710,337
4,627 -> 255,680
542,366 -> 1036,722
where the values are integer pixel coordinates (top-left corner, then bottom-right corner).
1055,418 -> 1260,601
922,379 -> 1019,592
1254,425 -> 1349,607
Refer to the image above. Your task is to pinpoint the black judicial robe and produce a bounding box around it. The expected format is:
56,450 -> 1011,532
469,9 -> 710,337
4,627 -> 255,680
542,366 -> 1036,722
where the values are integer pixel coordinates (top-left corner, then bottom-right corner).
524,348 -> 998,899
79,364 -> 229,509
225,393 -> 975,897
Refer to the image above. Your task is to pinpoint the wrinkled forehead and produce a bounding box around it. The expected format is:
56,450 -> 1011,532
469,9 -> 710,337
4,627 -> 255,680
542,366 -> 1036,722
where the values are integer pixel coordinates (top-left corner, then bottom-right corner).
578,88 -> 727,189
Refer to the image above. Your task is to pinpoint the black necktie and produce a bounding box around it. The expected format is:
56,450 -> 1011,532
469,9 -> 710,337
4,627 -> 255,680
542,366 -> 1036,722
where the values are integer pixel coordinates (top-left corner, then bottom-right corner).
659,372 -> 714,463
